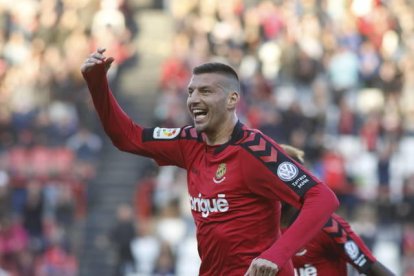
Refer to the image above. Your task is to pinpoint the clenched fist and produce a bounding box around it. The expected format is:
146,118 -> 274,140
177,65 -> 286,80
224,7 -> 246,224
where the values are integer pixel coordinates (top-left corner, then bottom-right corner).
245,258 -> 279,276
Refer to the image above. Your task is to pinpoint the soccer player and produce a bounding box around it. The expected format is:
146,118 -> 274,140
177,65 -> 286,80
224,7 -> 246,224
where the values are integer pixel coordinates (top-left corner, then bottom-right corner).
81,48 -> 339,276
280,144 -> 395,276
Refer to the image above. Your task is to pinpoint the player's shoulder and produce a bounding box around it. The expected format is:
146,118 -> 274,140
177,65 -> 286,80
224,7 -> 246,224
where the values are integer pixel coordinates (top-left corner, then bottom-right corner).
239,125 -> 267,143
179,125 -> 203,141
237,126 -> 284,163
238,125 -> 280,151
322,214 -> 354,244
312,229 -> 335,247
330,213 -> 353,231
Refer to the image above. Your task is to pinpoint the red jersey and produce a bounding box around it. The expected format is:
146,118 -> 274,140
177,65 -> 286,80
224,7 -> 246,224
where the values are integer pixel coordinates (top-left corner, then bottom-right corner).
83,66 -> 339,276
291,214 -> 376,276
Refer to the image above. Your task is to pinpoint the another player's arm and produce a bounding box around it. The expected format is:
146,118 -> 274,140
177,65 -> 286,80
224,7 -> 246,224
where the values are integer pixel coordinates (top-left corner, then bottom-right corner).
368,262 -> 395,276
280,145 -> 395,276
325,214 -> 395,276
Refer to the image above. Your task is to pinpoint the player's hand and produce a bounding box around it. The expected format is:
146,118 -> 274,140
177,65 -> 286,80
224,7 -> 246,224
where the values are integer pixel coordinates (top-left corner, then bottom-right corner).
80,47 -> 114,74
244,258 -> 279,276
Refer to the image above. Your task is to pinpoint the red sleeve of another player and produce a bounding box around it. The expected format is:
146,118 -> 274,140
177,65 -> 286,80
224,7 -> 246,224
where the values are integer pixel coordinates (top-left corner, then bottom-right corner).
323,214 -> 377,273
258,184 -> 338,268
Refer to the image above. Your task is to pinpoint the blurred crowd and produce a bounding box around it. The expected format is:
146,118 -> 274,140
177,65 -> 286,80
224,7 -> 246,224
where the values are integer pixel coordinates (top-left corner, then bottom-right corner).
2,0 -> 414,275
0,0 -> 137,275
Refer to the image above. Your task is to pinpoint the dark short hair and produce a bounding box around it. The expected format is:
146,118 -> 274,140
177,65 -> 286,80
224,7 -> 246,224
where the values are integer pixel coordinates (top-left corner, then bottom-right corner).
193,62 -> 239,82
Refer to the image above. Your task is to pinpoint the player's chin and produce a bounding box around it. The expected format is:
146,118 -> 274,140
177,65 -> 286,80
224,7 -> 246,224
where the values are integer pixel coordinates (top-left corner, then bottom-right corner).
193,120 -> 208,133
194,123 -> 205,133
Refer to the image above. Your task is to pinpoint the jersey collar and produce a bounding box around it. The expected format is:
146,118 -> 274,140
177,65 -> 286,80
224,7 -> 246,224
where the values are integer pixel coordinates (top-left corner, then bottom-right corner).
213,120 -> 245,154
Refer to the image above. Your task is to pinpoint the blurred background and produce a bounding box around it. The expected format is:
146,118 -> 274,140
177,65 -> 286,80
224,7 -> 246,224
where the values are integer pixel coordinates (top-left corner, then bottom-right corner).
0,0 -> 413,275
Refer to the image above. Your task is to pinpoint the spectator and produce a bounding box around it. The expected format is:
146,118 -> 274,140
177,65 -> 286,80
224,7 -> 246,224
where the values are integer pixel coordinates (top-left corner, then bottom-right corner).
152,241 -> 175,276
110,204 -> 136,276
131,220 -> 160,275
66,126 -> 102,162
35,242 -> 78,276
22,181 -> 44,253
0,216 -> 29,275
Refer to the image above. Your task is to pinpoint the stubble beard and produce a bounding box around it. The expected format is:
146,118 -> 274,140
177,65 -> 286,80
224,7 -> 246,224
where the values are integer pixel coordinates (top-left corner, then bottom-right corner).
194,121 -> 207,134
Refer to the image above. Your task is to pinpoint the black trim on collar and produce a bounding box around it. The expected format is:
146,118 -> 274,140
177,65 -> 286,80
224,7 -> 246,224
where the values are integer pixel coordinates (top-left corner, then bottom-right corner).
213,121 -> 245,154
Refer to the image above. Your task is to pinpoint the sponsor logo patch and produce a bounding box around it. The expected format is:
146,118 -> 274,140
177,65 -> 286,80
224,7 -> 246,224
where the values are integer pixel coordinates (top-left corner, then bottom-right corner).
277,162 -> 299,181
344,240 -> 367,267
344,240 -> 359,260
153,127 -> 180,139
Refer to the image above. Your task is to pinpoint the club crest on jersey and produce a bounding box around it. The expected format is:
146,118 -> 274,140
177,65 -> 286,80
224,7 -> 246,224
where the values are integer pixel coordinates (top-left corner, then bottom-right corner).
277,162 -> 299,181
153,127 -> 180,139
213,163 -> 226,184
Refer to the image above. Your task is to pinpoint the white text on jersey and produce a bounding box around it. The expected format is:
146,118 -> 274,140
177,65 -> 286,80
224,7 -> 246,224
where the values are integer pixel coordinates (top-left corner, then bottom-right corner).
190,193 -> 229,218
294,264 -> 317,276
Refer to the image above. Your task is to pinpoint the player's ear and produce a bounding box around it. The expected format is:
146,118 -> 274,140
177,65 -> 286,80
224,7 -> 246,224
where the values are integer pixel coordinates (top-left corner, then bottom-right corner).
227,91 -> 239,109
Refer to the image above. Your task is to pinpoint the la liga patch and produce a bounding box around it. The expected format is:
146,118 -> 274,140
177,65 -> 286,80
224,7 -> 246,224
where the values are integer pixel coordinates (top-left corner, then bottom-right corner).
153,127 -> 180,139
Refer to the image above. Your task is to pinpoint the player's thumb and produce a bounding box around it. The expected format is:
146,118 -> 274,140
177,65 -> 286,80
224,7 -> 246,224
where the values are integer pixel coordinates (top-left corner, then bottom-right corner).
104,57 -> 115,72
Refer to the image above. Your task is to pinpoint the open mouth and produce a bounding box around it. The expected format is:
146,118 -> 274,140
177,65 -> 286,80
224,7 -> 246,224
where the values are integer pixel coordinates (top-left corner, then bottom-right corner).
192,109 -> 208,121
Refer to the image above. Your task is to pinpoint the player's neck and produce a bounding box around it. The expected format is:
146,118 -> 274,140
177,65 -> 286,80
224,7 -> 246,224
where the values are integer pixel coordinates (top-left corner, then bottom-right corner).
205,115 -> 238,146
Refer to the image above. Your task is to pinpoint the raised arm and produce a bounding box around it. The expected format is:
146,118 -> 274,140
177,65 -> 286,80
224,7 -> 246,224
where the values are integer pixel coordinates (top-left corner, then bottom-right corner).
80,48 -> 190,168
80,48 -> 144,153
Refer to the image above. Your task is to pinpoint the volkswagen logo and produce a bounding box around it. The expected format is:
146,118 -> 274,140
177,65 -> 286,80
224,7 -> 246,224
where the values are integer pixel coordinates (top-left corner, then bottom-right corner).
277,162 -> 298,181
